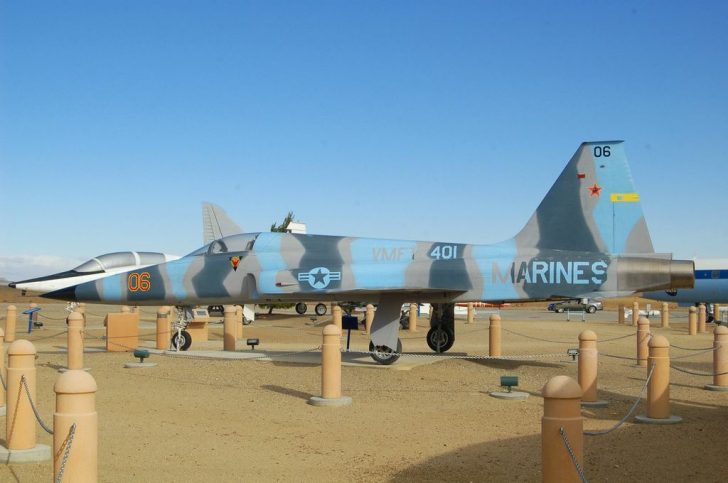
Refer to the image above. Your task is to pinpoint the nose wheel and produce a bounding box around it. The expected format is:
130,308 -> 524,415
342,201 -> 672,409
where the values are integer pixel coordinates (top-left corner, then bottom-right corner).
427,326 -> 454,353
171,330 -> 192,351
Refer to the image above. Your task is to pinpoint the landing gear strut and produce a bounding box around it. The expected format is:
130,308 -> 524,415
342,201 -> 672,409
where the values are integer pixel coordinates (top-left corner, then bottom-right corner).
171,306 -> 194,351
427,303 -> 455,353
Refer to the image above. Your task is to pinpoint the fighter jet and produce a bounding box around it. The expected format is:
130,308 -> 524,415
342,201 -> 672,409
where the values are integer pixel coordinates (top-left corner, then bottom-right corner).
41,141 -> 695,363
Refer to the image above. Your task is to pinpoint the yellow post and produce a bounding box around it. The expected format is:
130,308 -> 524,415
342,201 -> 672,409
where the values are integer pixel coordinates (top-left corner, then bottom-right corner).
578,330 -> 604,405
77,303 -> 87,327
706,326 -> 728,391
155,306 -> 170,350
365,304 -> 374,334
309,324 -> 352,407
409,303 -> 417,332
467,303 -> 475,324
714,304 -> 722,325
661,302 -> 669,328
632,301 -> 639,326
698,303 -> 707,333
637,317 -> 650,367
636,335 -> 681,423
54,370 -> 98,482
223,305 -> 236,351
5,305 -> 17,343
235,306 -> 244,339
6,340 -> 38,449
332,305 -> 342,330
67,311 -> 84,370
489,314 -> 501,357
121,306 -> 130,314
688,306 -> 697,335
618,304 -> 625,325
541,376 -> 583,483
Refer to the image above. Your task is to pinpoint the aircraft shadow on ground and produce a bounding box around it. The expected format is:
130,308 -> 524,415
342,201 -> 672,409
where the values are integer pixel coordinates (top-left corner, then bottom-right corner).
390,393 -> 728,482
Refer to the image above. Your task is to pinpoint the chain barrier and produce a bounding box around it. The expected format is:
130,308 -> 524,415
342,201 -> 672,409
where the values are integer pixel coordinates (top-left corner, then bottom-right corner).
29,330 -> 69,342
39,313 -> 71,321
600,352 -> 637,361
599,332 -> 635,343
349,350 -> 564,361
501,327 -> 574,344
670,365 -> 728,377
671,347 -> 717,360
20,375 -> 54,434
670,343 -> 714,351
585,364 -> 655,436
55,423 -> 77,483
559,427 -> 588,483
0,370 -> 5,391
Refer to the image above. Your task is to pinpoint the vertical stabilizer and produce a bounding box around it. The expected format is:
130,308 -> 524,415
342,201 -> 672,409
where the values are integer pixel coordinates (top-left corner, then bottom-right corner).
513,141 -> 654,254
202,202 -> 243,244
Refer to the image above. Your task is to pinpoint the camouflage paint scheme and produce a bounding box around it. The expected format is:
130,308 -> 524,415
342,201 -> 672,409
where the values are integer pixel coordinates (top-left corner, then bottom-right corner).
42,141 -> 694,352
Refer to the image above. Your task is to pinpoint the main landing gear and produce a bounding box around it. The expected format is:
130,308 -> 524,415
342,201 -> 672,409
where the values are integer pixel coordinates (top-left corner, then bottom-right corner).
295,302 -> 328,316
369,339 -> 403,365
426,303 -> 455,353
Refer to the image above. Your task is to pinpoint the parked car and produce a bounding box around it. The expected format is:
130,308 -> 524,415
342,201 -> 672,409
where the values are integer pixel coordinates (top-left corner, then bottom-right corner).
547,300 -> 603,314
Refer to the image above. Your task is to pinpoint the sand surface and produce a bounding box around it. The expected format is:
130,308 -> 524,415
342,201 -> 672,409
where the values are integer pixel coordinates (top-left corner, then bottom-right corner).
0,303 -> 726,482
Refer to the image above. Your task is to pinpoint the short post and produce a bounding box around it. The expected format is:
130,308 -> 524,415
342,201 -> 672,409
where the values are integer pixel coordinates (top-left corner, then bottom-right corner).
618,304 -> 625,325
309,324 -> 351,407
578,330 -> 607,407
698,303 -> 707,333
408,303 -> 417,332
714,304 -> 721,324
632,301 -> 639,326
489,314 -> 501,357
467,303 -> 475,324
5,305 -> 17,343
6,340 -> 38,449
155,306 -> 170,350
67,311 -> 84,370
688,306 -> 697,335
223,305 -> 236,351
705,326 -> 728,391
636,335 -> 682,423
54,370 -> 98,482
637,317 -> 651,367
661,302 -> 669,328
235,305 -> 244,339
0,328 -> 5,413
332,304 -> 342,330
541,376 -> 583,483
121,306 -> 130,314
365,304 -> 374,334
77,302 -> 87,327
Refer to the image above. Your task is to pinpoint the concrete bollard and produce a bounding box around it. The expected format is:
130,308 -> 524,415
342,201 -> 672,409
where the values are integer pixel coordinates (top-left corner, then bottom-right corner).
705,326 -> 728,391
5,305 -> 17,343
121,306 -> 130,314
54,370 -> 98,482
714,304 -> 721,325
0,328 -> 4,413
155,306 -> 170,350
578,330 -> 607,407
223,305 -> 236,351
489,314 -> 501,357
6,340 -> 38,449
541,376 -> 583,483
67,312 -> 85,371
309,324 -> 352,407
618,304 -> 625,325
637,317 -> 651,367
467,303 -> 475,324
632,301 -> 639,326
636,335 -> 681,424
688,306 -> 697,335
698,303 -> 707,333
332,305 -> 342,330
77,303 -> 87,326
409,303 -> 417,332
661,302 -> 669,328
365,304 -> 374,334
235,305 -> 244,339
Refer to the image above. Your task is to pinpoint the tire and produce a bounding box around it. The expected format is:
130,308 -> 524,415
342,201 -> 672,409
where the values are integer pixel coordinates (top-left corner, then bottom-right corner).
556,308 -> 564,314
243,317 -> 253,326
586,305 -> 597,314
426,326 -> 455,353
295,302 -> 307,315
369,339 -> 402,365
315,303 -> 327,316
171,330 -> 192,351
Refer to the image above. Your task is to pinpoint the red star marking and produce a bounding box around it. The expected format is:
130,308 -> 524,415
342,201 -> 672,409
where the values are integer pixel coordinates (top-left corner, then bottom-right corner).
588,183 -> 602,197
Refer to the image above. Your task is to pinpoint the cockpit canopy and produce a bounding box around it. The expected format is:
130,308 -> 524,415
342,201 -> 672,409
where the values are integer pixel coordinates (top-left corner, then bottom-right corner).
73,252 -> 169,273
186,233 -> 261,257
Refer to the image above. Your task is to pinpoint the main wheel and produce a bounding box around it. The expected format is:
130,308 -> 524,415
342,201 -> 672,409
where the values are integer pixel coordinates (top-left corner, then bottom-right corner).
556,308 -> 564,313
242,317 -> 253,326
295,302 -> 308,315
586,305 -> 597,314
315,303 -> 327,316
369,339 -> 402,365
171,330 -> 192,351
427,326 -> 455,353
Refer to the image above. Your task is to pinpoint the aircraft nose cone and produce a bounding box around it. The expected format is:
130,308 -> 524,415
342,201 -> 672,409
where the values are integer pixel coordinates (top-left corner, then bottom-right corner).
41,285 -> 78,302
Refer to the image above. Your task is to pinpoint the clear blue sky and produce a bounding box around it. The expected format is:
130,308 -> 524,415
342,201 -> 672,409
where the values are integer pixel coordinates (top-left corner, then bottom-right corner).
1,1 -> 727,280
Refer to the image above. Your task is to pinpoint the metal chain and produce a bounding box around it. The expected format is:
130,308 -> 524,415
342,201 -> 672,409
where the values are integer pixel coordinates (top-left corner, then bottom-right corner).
501,327 -> 574,344
559,427 -> 588,483
600,352 -> 637,361
55,423 -> 76,483
39,313 -> 71,321
585,364 -> 655,436
670,343 -> 714,351
672,347 -> 717,359
20,375 -> 54,434
349,350 -> 564,361
599,332 -> 635,343
29,330 -> 69,342
670,364 -> 728,377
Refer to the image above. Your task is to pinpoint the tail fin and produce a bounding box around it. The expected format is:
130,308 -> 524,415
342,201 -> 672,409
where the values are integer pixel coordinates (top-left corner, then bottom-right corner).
513,141 -> 654,254
202,202 -> 243,244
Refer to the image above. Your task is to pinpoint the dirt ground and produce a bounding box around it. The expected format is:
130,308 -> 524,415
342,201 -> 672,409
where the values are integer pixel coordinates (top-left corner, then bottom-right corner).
0,302 -> 726,482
